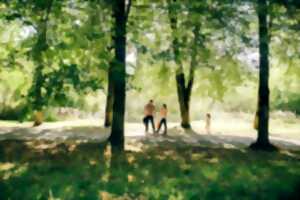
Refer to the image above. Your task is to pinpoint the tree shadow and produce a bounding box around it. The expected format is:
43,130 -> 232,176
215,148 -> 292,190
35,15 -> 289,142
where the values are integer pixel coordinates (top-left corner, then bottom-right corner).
142,126 -> 300,151
0,139 -> 300,199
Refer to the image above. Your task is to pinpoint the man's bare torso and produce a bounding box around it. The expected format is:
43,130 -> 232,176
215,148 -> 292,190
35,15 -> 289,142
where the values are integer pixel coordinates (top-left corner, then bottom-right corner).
144,103 -> 155,116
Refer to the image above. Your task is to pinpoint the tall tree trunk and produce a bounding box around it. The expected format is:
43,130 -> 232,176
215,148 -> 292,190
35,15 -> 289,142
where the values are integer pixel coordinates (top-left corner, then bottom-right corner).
32,63 -> 44,126
250,0 -> 276,151
168,0 -> 192,129
109,0 -> 130,151
104,65 -> 114,127
182,25 -> 199,129
31,1 -> 53,126
168,3 -> 199,129
176,73 -> 191,128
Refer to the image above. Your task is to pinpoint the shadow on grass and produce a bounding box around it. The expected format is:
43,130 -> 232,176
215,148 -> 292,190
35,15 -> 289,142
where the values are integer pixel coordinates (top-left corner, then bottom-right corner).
0,139 -> 300,199
139,127 -> 300,151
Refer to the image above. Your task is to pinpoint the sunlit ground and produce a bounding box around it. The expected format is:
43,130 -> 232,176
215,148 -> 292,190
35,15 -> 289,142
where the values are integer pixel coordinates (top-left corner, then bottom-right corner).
0,112 -> 299,146
0,112 -> 300,199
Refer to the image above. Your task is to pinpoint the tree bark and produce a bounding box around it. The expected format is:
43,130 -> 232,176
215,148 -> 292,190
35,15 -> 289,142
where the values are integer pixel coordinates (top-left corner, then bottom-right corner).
168,0 -> 192,129
176,73 -> 191,128
104,65 -> 114,127
168,3 -> 199,129
250,0 -> 276,151
109,0 -> 130,151
31,1 -> 53,126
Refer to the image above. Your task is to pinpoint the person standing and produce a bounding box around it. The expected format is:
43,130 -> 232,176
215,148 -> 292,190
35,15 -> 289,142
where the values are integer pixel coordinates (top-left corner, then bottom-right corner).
156,104 -> 168,135
143,100 -> 156,133
205,113 -> 211,134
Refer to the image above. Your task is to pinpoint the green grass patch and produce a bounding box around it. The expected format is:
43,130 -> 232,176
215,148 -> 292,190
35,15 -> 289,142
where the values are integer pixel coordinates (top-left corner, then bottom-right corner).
0,140 -> 299,200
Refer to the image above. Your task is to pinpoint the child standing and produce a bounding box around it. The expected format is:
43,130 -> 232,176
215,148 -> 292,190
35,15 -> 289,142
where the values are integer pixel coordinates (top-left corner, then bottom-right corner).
205,113 -> 211,134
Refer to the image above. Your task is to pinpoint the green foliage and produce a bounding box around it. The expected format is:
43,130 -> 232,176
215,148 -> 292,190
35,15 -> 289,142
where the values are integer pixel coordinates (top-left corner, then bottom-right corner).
275,96 -> 300,115
0,0 -> 299,120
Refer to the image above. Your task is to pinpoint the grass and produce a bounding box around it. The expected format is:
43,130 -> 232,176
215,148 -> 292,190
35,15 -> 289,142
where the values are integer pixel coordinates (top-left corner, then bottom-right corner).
0,140 -> 300,200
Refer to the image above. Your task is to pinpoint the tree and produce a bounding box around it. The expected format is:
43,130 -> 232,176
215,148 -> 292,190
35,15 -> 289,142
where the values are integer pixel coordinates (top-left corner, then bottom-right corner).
250,0 -> 276,150
28,0 -> 54,126
167,0 -> 194,128
109,0 -> 132,151
1,0 -> 109,122
166,0 -> 225,129
250,0 -> 300,150
104,62 -> 114,127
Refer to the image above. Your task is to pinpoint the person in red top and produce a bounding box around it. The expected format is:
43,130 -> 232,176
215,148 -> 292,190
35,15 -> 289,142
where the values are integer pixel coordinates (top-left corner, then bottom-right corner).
156,104 -> 168,135
143,100 -> 156,133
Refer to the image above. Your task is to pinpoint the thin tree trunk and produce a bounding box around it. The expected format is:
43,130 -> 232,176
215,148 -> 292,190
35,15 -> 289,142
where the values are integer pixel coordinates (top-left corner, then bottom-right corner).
181,25 -> 199,129
176,73 -> 191,128
31,1 -> 53,126
168,4 -> 199,129
32,64 -> 44,126
250,0 -> 276,151
104,65 -> 114,127
109,0 -> 130,151
168,0 -> 193,129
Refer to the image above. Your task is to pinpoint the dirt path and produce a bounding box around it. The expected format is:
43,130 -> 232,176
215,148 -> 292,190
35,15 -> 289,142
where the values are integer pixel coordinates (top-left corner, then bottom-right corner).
0,120 -> 299,150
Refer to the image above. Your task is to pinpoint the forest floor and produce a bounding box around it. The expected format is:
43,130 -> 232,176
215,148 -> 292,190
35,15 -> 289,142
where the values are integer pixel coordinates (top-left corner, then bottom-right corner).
0,115 -> 300,199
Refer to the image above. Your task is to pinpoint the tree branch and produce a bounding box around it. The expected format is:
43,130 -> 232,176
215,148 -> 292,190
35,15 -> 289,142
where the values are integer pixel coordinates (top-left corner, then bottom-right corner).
44,0 -> 54,23
125,0 -> 132,21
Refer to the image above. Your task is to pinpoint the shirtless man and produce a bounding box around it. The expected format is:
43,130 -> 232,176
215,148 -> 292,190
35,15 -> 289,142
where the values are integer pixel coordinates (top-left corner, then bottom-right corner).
143,100 -> 156,133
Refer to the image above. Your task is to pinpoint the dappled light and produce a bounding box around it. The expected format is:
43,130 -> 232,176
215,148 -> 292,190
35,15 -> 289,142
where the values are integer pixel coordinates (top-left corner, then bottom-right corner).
0,118 -> 299,199
1,0 -> 300,199
1,140 -> 300,199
